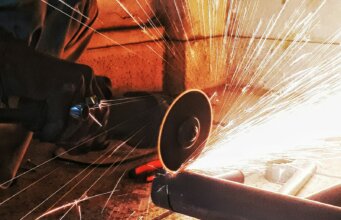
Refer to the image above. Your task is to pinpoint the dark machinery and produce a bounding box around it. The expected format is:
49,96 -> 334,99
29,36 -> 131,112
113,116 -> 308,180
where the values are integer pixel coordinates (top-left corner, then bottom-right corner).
153,90 -> 341,220
0,96 -> 101,188
0,95 -> 99,125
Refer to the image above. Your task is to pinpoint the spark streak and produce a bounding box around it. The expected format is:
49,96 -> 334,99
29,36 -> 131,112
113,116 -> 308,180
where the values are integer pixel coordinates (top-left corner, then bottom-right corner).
3,0 -> 341,219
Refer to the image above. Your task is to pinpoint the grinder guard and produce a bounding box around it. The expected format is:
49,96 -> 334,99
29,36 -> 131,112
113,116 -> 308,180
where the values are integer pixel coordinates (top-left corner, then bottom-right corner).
157,89 -> 212,172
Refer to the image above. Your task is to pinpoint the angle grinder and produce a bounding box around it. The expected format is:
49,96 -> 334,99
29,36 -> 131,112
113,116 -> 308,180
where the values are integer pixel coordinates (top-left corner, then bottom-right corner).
157,89 -> 212,172
0,89 -> 213,172
0,95 -> 100,129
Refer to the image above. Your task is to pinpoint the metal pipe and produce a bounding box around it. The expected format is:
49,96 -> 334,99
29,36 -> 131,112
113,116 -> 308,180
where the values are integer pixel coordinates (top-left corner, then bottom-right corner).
306,184 -> 341,207
151,171 -> 341,220
213,170 -> 245,183
279,162 -> 317,195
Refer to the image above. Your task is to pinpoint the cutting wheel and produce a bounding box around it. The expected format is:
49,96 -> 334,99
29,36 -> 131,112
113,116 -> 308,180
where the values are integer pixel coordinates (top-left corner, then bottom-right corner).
158,89 -> 212,172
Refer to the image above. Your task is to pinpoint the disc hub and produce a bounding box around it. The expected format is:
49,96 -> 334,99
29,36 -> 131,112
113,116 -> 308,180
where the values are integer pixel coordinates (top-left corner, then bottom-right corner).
177,117 -> 200,149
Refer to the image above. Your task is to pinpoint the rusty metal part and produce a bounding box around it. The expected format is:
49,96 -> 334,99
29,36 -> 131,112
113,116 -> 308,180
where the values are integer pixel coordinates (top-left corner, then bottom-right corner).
151,171 -> 341,220
279,162 -> 317,196
158,89 -> 212,172
306,184 -> 341,207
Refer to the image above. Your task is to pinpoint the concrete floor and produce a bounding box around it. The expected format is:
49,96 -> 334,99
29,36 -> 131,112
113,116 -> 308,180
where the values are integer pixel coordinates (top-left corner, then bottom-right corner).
0,140 -> 194,219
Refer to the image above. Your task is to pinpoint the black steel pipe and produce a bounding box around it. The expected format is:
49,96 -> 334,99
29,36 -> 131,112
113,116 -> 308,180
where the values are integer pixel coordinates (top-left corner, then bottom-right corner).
307,184 -> 341,207
151,171 -> 341,220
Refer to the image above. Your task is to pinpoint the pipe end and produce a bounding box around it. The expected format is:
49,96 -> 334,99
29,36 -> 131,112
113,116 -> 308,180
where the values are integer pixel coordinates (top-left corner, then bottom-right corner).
151,173 -> 172,210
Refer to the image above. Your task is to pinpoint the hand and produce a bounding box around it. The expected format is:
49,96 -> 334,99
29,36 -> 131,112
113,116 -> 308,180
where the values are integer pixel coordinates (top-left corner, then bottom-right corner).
56,75 -> 113,154
0,39 -> 112,152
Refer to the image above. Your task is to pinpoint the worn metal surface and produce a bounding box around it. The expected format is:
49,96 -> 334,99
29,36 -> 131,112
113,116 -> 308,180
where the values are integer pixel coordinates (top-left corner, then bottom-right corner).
307,184 -> 341,207
152,171 -> 341,220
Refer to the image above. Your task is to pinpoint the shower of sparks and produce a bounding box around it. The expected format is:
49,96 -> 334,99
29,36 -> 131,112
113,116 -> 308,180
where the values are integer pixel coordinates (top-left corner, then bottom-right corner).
185,0 -> 341,176
44,138 -> 138,214
2,0 -> 341,219
189,91 -> 341,173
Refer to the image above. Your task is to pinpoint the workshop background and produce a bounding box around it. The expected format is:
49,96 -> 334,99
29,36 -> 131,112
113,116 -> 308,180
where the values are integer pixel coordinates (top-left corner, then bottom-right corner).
1,0 -> 341,219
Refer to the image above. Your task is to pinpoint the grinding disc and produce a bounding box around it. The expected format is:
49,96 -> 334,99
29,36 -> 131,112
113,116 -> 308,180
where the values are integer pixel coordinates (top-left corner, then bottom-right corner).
158,89 -> 212,172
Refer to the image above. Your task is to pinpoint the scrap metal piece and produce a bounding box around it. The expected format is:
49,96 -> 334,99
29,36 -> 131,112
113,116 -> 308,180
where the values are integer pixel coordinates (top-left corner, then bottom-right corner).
158,89 -> 212,172
151,171 -> 341,220
279,162 -> 317,196
214,170 -> 245,183
265,159 -> 295,184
